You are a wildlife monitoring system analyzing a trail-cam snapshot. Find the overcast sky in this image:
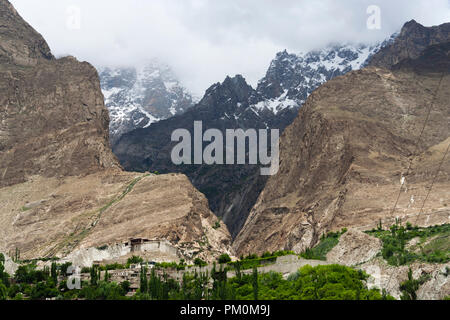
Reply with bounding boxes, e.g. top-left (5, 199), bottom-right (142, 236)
top-left (10, 0), bottom-right (450, 96)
